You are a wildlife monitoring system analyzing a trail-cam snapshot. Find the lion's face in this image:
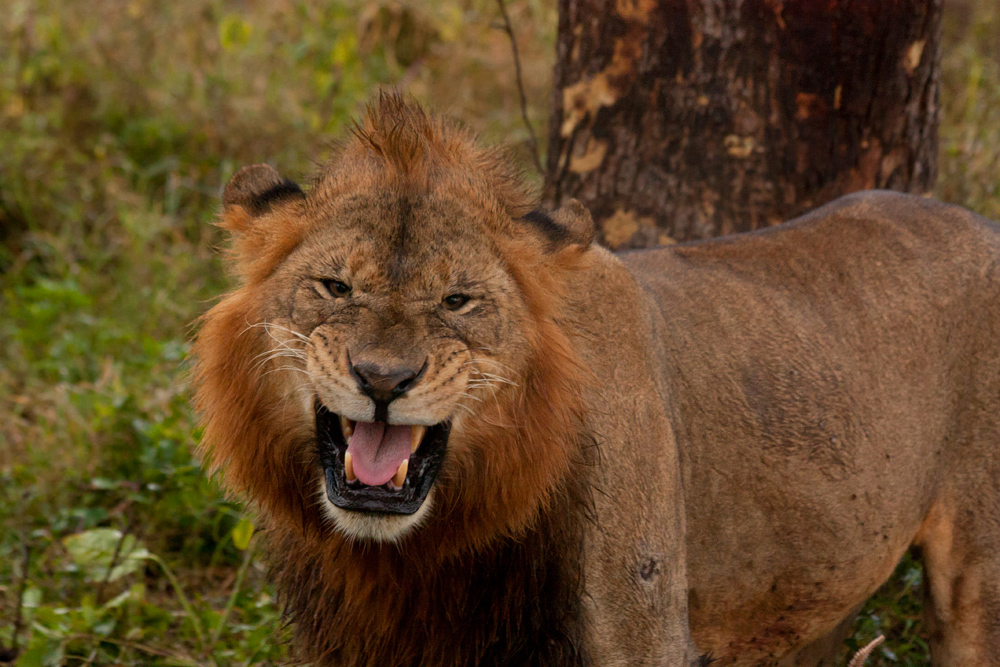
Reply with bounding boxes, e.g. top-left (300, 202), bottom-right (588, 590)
top-left (270, 188), bottom-right (534, 541)
top-left (194, 95), bottom-right (594, 550)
